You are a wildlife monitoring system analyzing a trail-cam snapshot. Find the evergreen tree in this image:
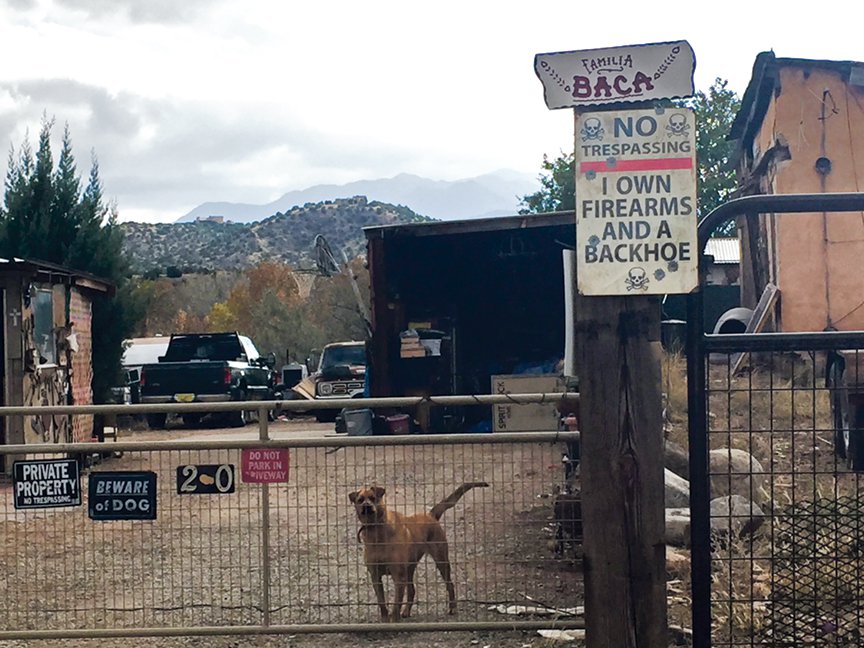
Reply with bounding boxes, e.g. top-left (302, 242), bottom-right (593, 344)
top-left (0, 118), bottom-right (141, 402)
